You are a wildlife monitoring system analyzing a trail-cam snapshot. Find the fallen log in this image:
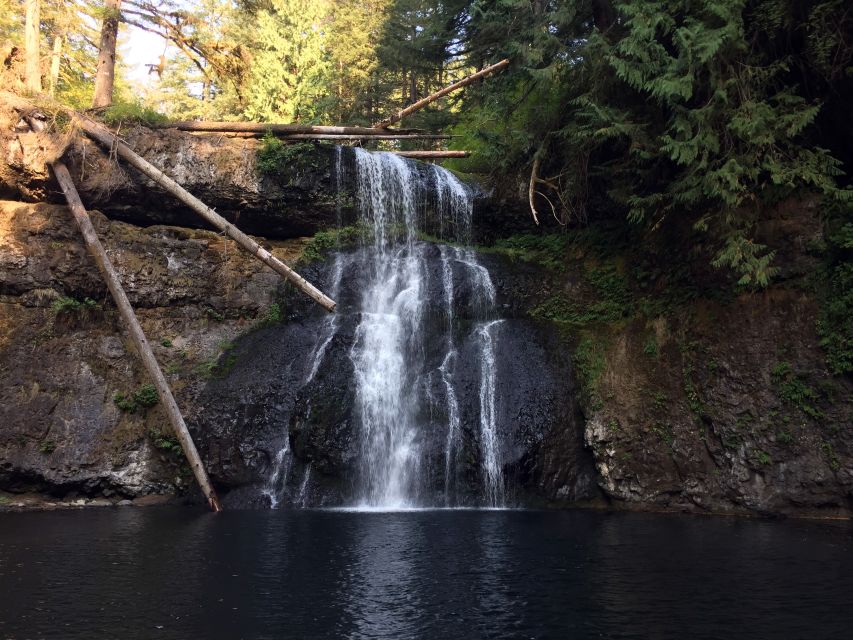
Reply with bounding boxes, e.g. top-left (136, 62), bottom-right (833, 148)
top-left (155, 121), bottom-right (424, 136)
top-left (186, 132), bottom-right (455, 141)
top-left (52, 161), bottom-right (223, 512)
top-left (277, 133), bottom-right (455, 140)
top-left (374, 59), bottom-right (510, 129)
top-left (74, 115), bottom-right (337, 312)
top-left (392, 150), bottom-right (470, 159)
